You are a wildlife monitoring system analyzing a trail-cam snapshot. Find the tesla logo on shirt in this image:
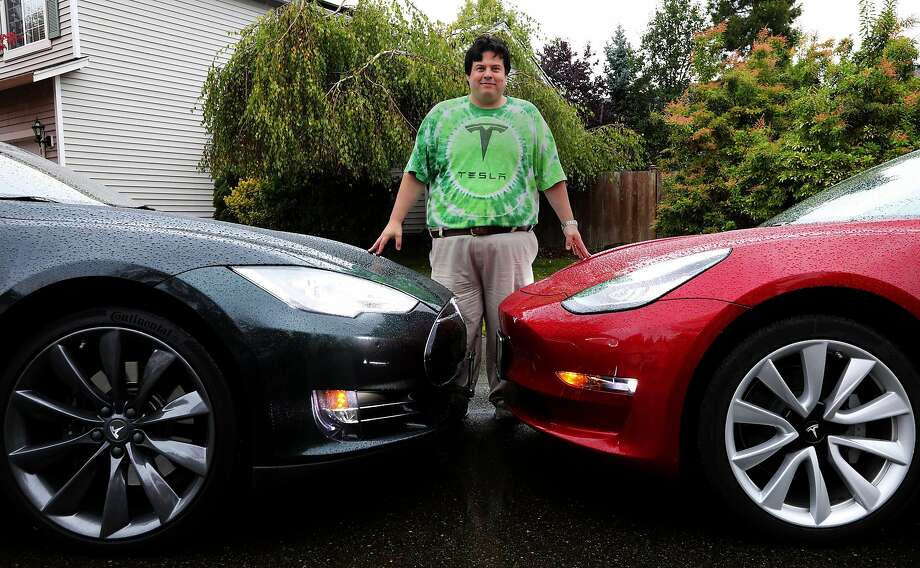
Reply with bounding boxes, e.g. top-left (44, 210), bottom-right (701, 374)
top-left (466, 123), bottom-right (509, 159)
